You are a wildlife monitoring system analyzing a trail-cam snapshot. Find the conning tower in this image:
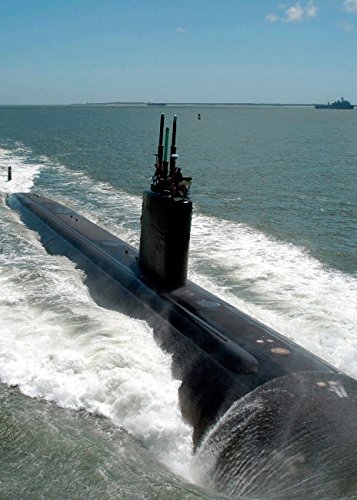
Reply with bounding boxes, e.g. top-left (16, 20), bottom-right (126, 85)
top-left (139, 114), bottom-right (193, 290)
